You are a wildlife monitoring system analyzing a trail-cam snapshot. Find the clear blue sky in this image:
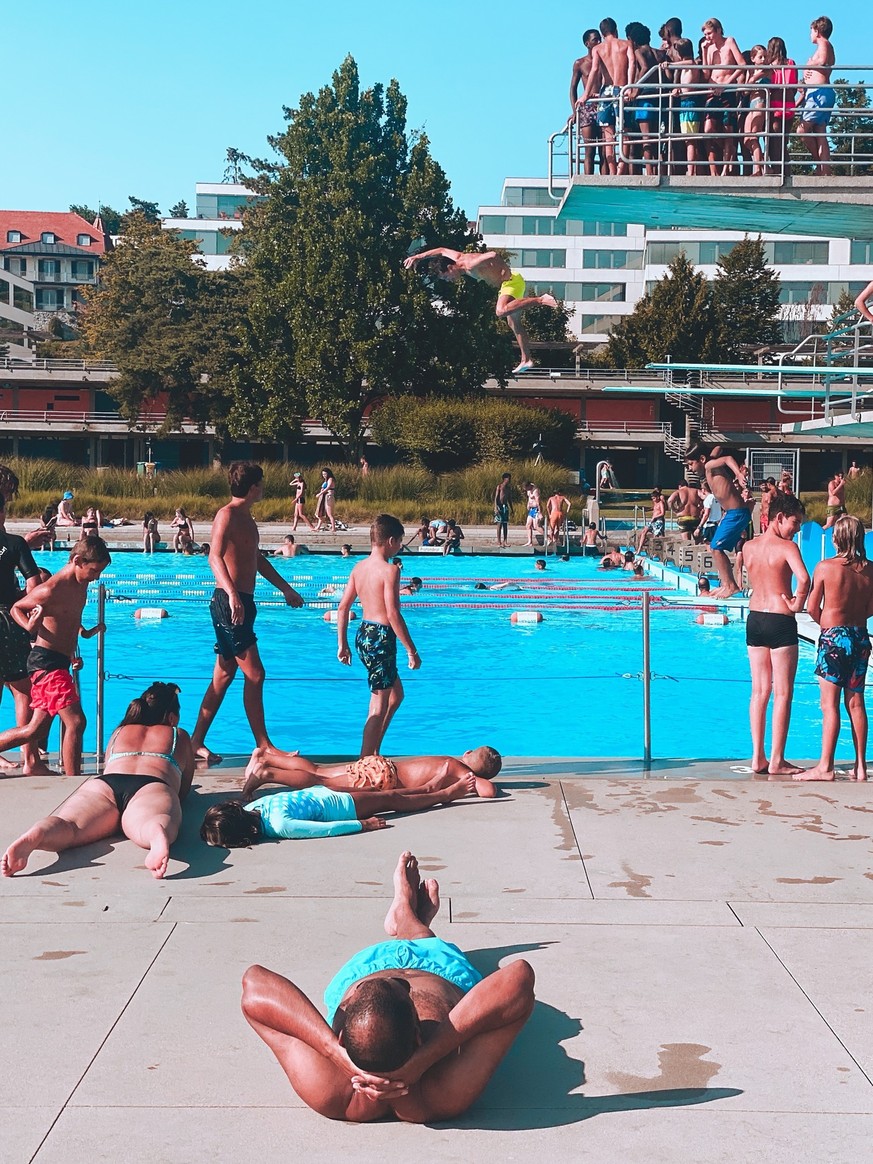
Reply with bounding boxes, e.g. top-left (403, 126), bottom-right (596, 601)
top-left (13, 1), bottom-right (871, 221)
